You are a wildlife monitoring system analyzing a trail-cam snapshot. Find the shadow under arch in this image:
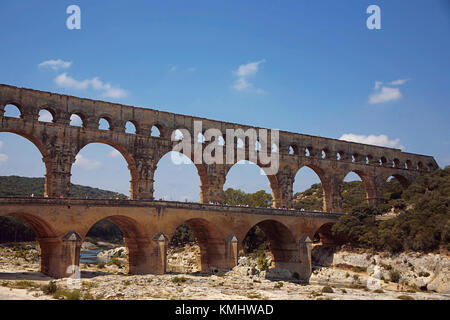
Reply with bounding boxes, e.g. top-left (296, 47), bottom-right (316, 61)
top-left (169, 218), bottom-right (228, 272)
top-left (243, 219), bottom-right (302, 279)
top-left (73, 140), bottom-right (136, 199)
top-left (293, 164), bottom-right (332, 212)
top-left (0, 211), bottom-right (59, 276)
top-left (82, 215), bottom-right (150, 274)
